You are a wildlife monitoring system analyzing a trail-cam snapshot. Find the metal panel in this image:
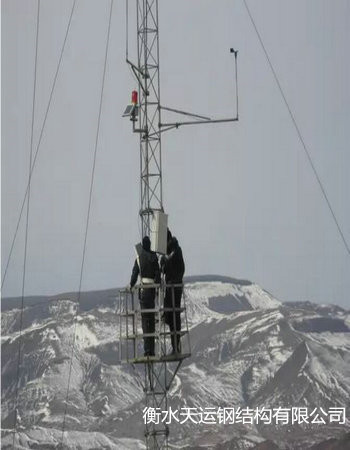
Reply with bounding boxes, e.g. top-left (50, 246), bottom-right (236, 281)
top-left (151, 211), bottom-right (168, 254)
